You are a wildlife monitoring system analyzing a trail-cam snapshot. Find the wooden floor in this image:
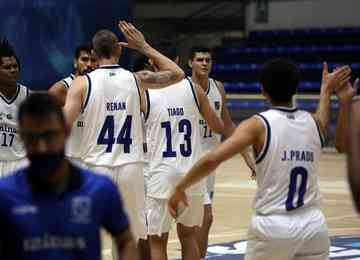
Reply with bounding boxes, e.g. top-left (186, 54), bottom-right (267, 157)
top-left (103, 152), bottom-right (360, 259)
